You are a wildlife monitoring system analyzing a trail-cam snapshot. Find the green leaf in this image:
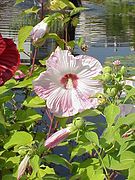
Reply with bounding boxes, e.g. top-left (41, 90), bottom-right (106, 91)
top-left (61, 0), bottom-right (76, 9)
top-left (77, 37), bottom-right (84, 48)
top-left (4, 131), bottom-right (33, 149)
top-left (115, 113), bottom-right (135, 130)
top-left (128, 165), bottom-right (135, 180)
top-left (104, 104), bottom-right (120, 127)
top-left (0, 110), bottom-right (5, 126)
top-left (85, 131), bottom-right (99, 146)
top-left (70, 7), bottom-right (85, 16)
top-left (56, 117), bottom-right (67, 128)
top-left (15, 0), bottom-right (25, 5)
top-left (6, 156), bottom-right (20, 168)
top-left (71, 143), bottom-right (93, 159)
top-left (0, 89), bottom-right (14, 106)
top-left (101, 126), bottom-right (115, 144)
top-left (45, 154), bottom-right (71, 169)
top-left (15, 78), bottom-right (32, 88)
top-left (18, 26), bottom-right (33, 51)
top-left (30, 155), bottom-right (40, 179)
top-left (76, 109), bottom-right (101, 118)
top-left (23, 96), bottom-right (46, 108)
top-left (0, 79), bottom-right (17, 95)
top-left (124, 87), bottom-right (135, 103)
top-left (118, 140), bottom-right (135, 156)
top-left (16, 109), bottom-right (42, 123)
top-left (67, 40), bottom-right (76, 49)
top-left (2, 175), bottom-right (16, 180)
top-left (38, 166), bottom-right (55, 178)
top-left (43, 33), bottom-right (64, 49)
top-left (23, 6), bottom-right (39, 14)
top-left (103, 151), bottom-right (135, 170)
